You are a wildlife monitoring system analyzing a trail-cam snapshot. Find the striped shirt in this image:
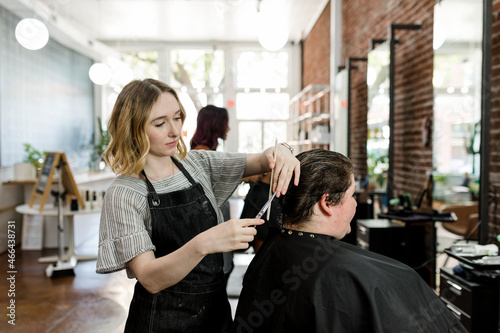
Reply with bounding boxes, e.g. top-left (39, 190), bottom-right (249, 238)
top-left (96, 150), bottom-right (247, 278)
